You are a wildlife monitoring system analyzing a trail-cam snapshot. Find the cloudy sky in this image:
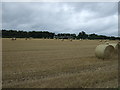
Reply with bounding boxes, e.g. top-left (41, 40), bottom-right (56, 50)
top-left (2, 2), bottom-right (118, 36)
